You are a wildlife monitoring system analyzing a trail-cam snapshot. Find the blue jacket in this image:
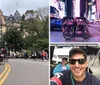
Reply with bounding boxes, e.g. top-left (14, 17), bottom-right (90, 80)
top-left (53, 63), bottom-right (70, 75)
